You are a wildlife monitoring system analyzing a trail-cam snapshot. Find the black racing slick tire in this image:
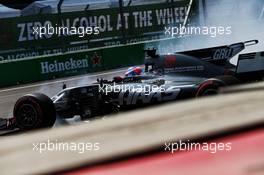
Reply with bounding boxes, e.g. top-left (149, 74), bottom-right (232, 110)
top-left (196, 76), bottom-right (240, 97)
top-left (13, 93), bottom-right (56, 130)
